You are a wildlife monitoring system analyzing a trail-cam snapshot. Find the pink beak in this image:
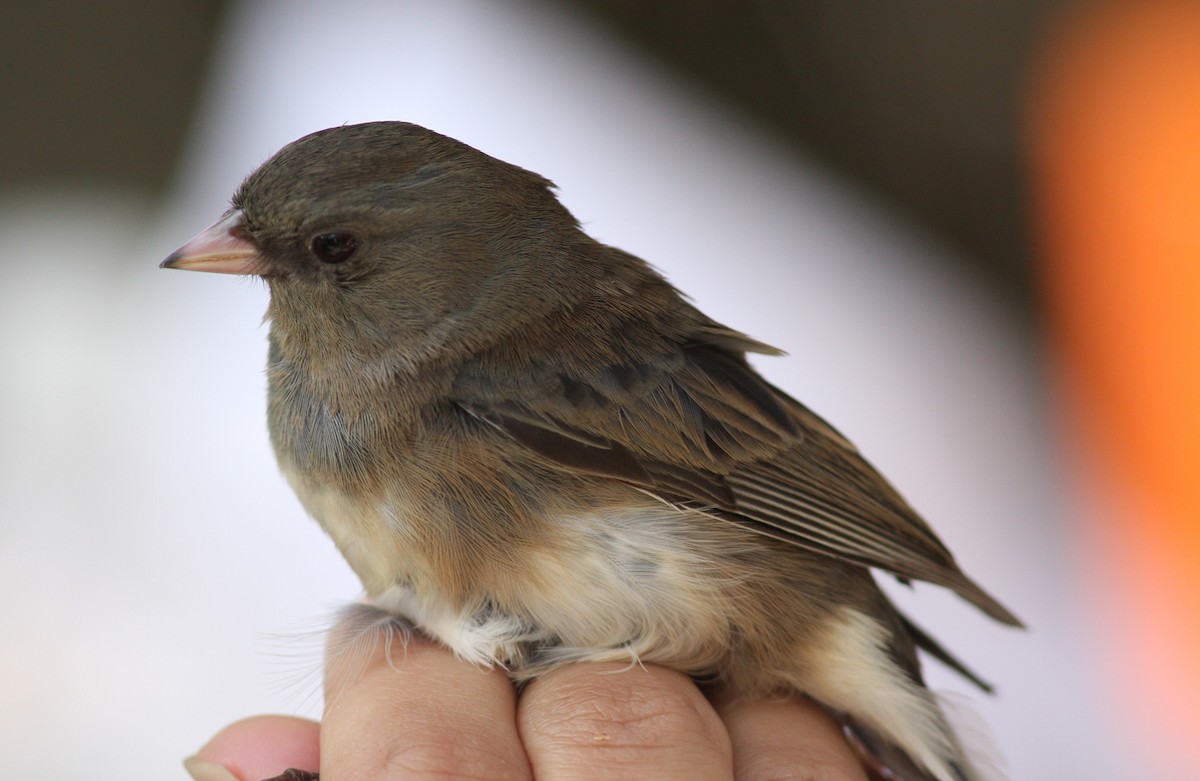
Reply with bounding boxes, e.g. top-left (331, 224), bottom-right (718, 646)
top-left (160, 210), bottom-right (262, 275)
